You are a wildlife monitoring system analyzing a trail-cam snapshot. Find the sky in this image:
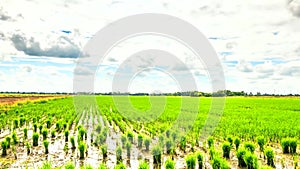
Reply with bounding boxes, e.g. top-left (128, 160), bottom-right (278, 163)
top-left (0, 0), bottom-right (300, 94)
